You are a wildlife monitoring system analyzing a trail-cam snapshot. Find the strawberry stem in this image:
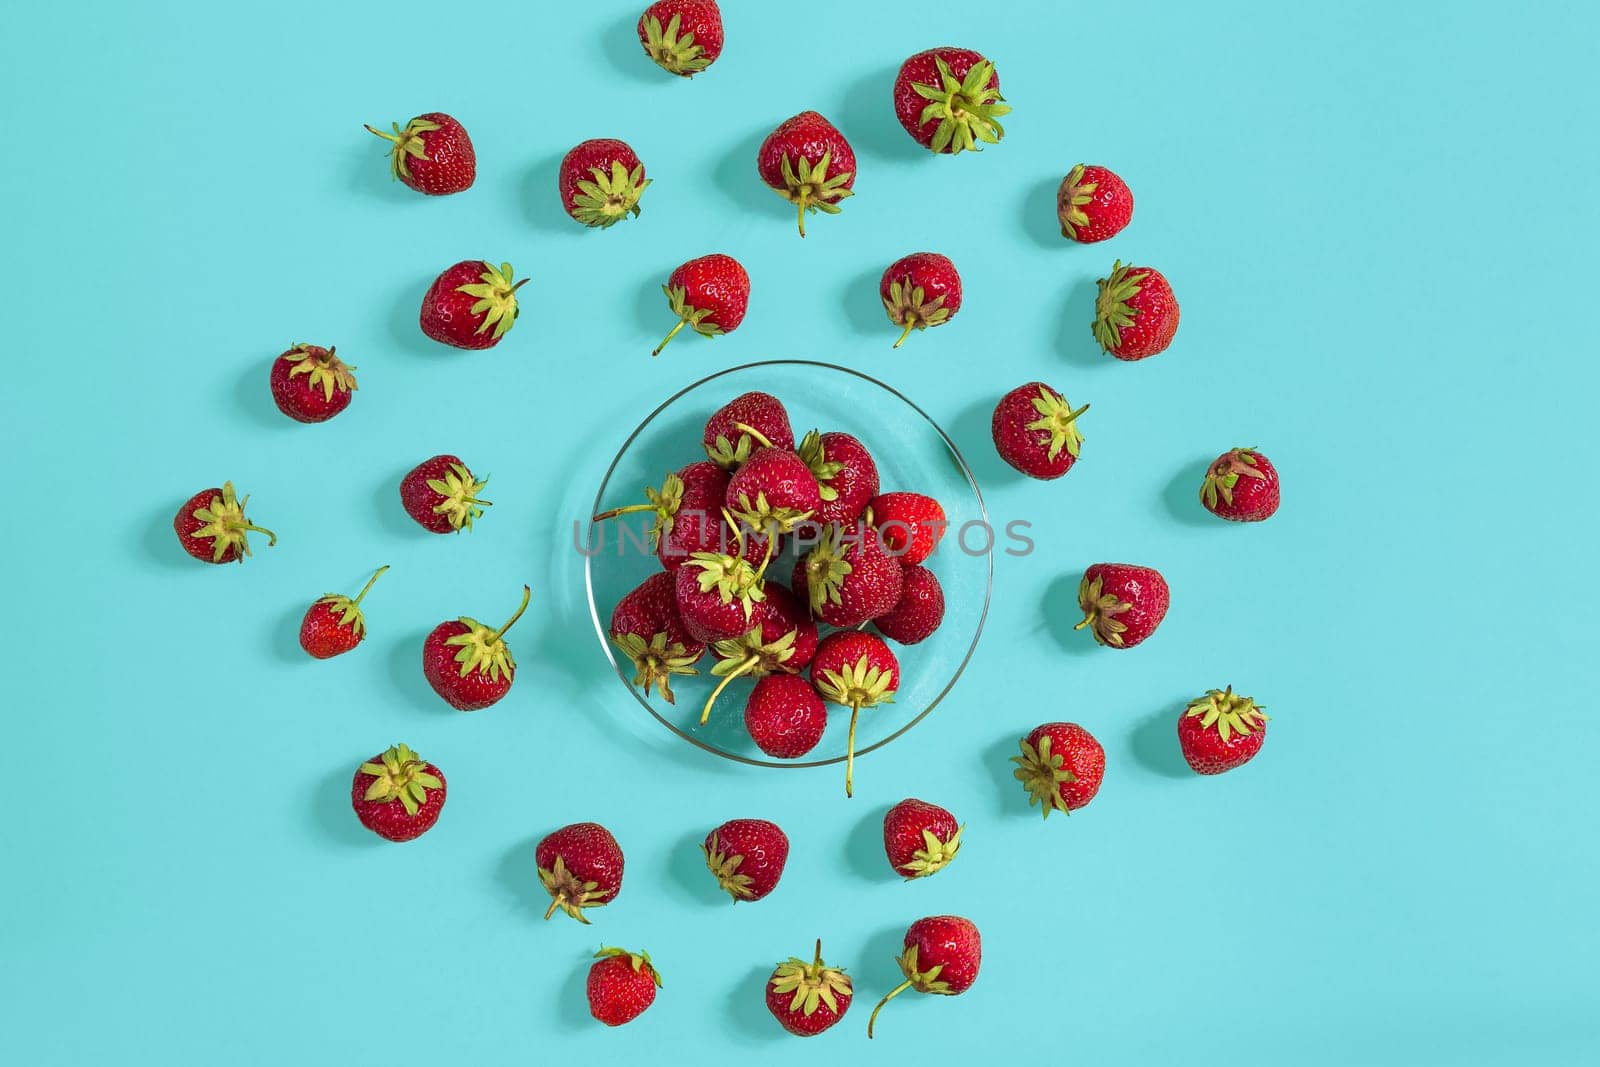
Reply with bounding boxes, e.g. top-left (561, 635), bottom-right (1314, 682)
top-left (652, 317), bottom-right (688, 357)
top-left (492, 586), bottom-right (532, 642)
top-left (699, 656), bottom-right (759, 726)
top-left (730, 422), bottom-right (774, 449)
top-left (363, 122), bottom-right (401, 145)
top-left (892, 318), bottom-right (916, 349)
top-left (352, 565), bottom-right (389, 607)
top-left (867, 978), bottom-right (914, 1038)
top-left (233, 519), bottom-right (277, 547)
top-left (543, 894), bottom-right (564, 921)
top-left (845, 700), bottom-right (861, 797)
top-left (796, 197), bottom-right (808, 238)
top-left (591, 503), bottom-right (655, 521)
